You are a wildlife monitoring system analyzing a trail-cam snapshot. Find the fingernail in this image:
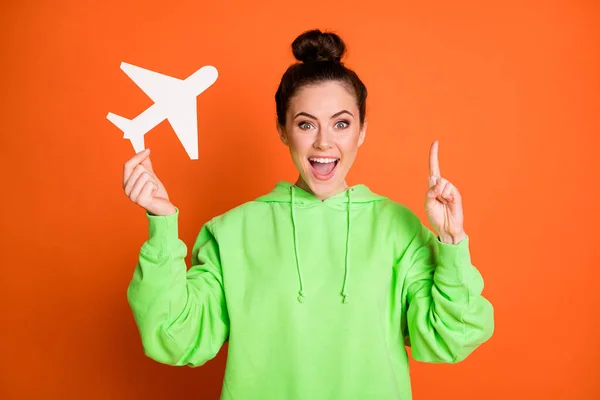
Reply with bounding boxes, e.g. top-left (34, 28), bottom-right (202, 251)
top-left (144, 148), bottom-right (150, 154)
